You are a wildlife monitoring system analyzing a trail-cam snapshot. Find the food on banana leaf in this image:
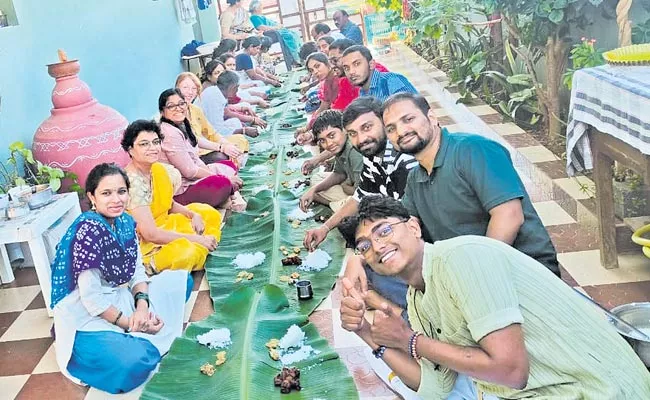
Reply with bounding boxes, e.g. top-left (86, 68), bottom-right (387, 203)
top-left (200, 363), bottom-right (215, 376)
